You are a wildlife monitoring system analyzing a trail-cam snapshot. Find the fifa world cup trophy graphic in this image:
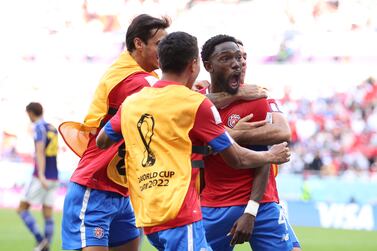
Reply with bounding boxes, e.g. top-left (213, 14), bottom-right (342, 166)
top-left (137, 113), bottom-right (156, 167)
